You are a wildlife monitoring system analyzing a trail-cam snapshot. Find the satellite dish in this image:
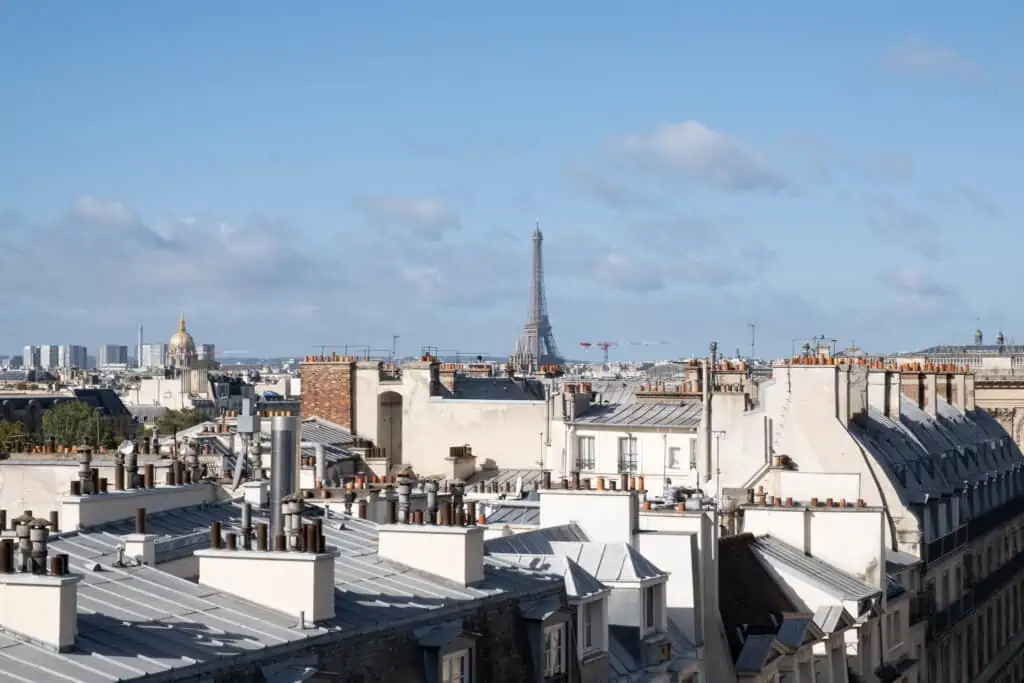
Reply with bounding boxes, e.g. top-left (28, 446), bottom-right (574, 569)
top-left (118, 440), bottom-right (135, 457)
